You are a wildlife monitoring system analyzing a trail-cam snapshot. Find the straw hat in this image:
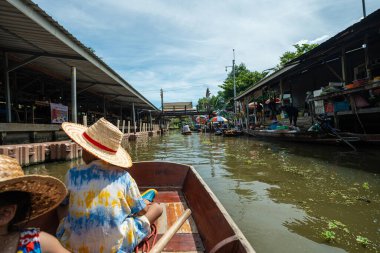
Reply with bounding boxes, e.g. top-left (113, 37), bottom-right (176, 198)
top-left (0, 155), bottom-right (67, 222)
top-left (62, 117), bottom-right (132, 168)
